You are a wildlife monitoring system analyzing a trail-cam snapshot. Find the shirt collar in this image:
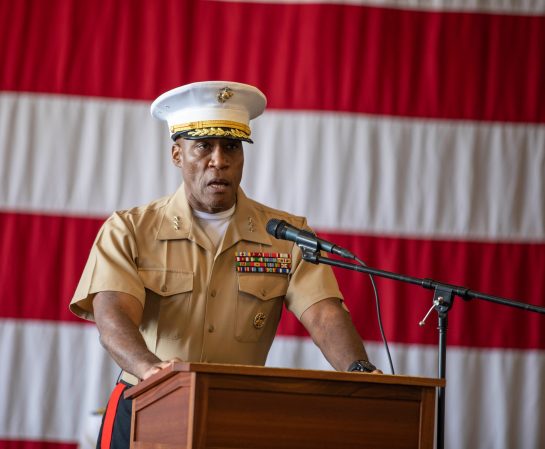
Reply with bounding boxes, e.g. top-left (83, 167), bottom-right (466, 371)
top-left (220, 188), bottom-right (272, 251)
top-left (156, 185), bottom-right (273, 250)
top-left (156, 184), bottom-right (193, 241)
